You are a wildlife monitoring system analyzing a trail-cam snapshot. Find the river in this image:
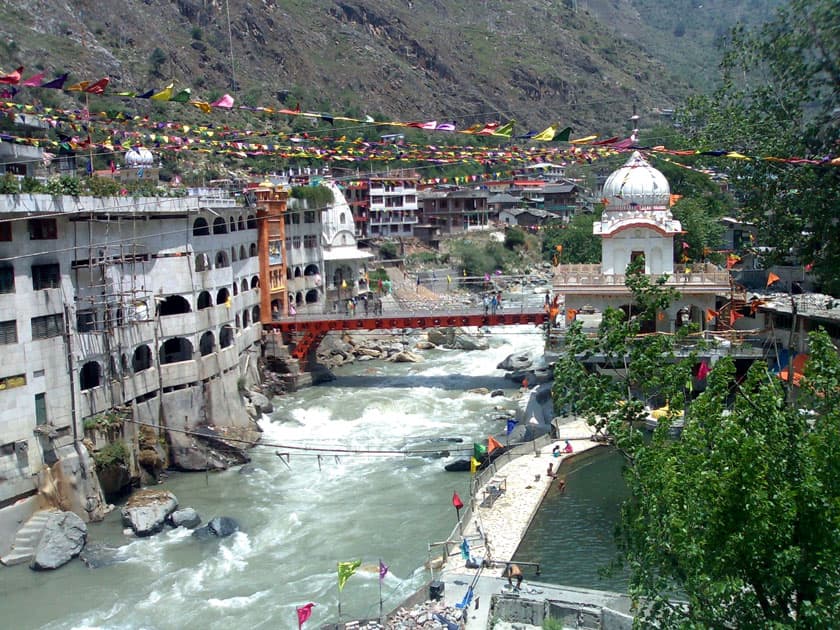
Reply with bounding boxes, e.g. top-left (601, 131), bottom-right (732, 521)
top-left (0, 325), bottom-right (625, 629)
